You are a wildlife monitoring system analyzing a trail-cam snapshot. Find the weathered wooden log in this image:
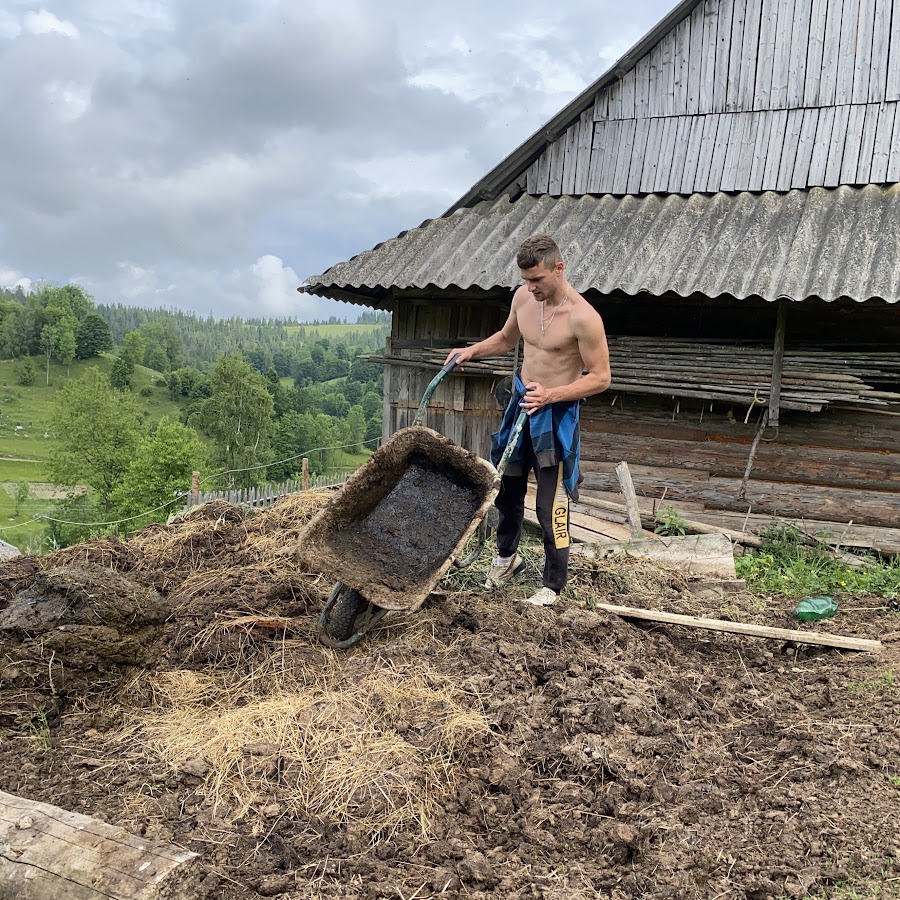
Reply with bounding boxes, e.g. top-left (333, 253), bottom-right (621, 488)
top-left (0, 791), bottom-right (200, 900)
